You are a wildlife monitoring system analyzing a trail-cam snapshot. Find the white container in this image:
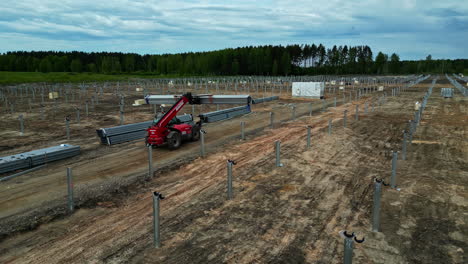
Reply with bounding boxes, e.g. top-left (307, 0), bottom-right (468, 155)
top-left (378, 86), bottom-right (384, 91)
top-left (292, 82), bottom-right (324, 98)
